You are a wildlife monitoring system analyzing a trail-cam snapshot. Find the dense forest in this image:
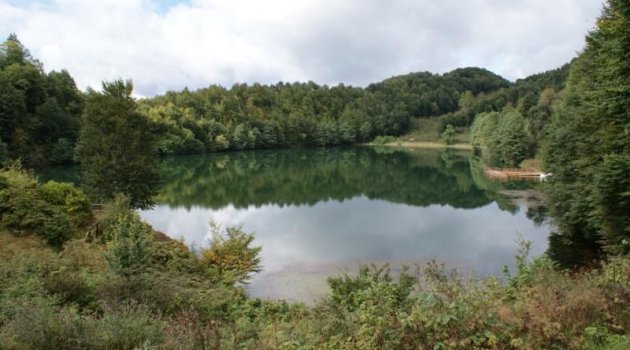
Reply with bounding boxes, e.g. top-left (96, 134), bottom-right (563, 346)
top-left (0, 0), bottom-right (629, 348)
top-left (136, 67), bottom-right (511, 154)
top-left (1, 32), bottom-right (520, 164)
top-left (0, 34), bottom-right (83, 167)
top-left (0, 31), bottom-right (567, 167)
